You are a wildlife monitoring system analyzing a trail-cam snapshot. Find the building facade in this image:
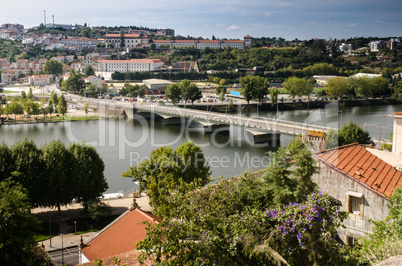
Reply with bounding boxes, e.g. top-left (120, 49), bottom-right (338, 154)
top-left (96, 59), bottom-right (164, 73)
top-left (313, 144), bottom-right (402, 243)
